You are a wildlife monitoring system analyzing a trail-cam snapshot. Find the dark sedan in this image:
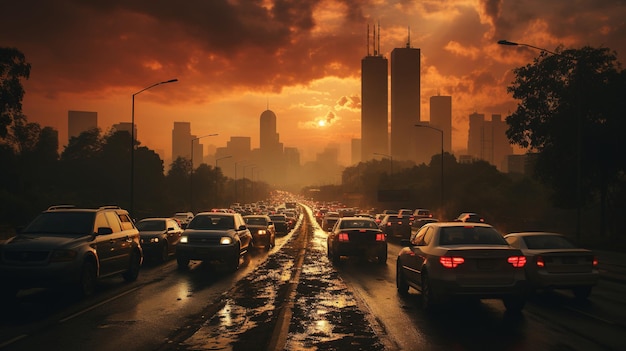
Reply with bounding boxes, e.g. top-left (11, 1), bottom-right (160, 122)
top-left (243, 215), bottom-right (276, 250)
top-left (135, 217), bottom-right (183, 263)
top-left (504, 232), bottom-right (599, 299)
top-left (327, 217), bottom-right (387, 265)
top-left (176, 212), bottom-right (252, 271)
top-left (396, 222), bottom-right (528, 312)
top-left (269, 214), bottom-right (290, 235)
